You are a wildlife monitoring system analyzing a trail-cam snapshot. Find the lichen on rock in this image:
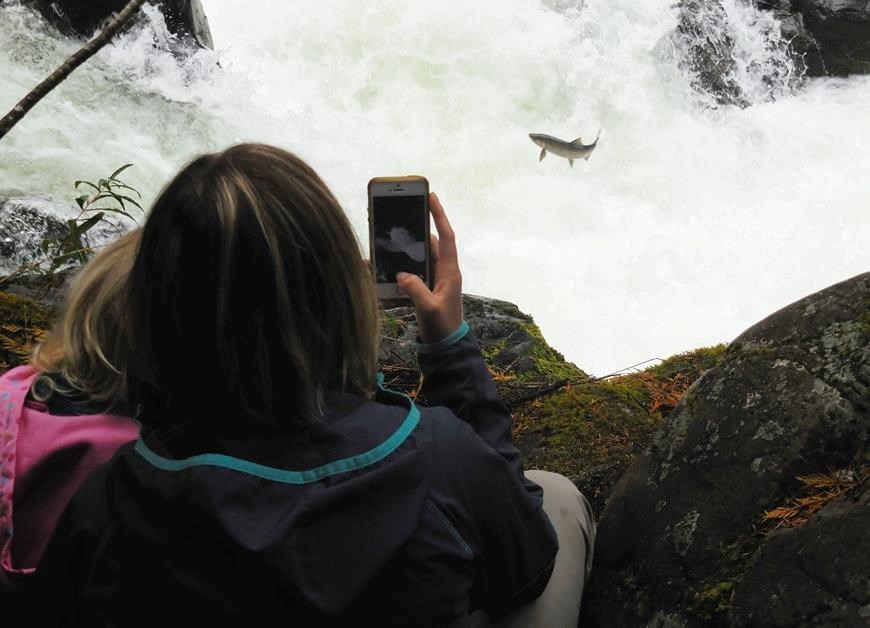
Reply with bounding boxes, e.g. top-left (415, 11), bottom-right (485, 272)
top-left (581, 272), bottom-right (870, 627)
